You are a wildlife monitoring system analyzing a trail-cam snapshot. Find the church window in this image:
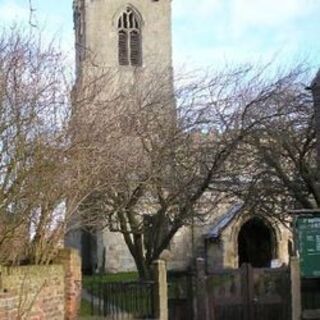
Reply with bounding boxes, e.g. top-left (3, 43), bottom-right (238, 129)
top-left (118, 7), bottom-right (142, 66)
top-left (118, 30), bottom-right (129, 65)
